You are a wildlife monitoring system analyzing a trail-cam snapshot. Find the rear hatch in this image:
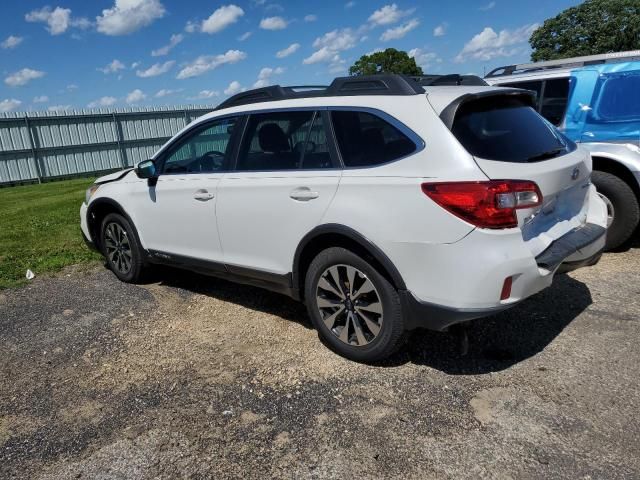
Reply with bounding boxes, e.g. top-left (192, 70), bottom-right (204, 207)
top-left (436, 90), bottom-right (592, 257)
